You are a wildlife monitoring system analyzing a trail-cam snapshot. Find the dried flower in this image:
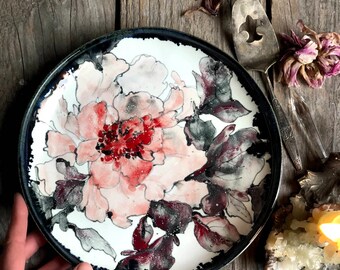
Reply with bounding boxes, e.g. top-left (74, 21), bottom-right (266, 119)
top-left (279, 20), bottom-right (340, 88)
top-left (184, 0), bottom-right (222, 16)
